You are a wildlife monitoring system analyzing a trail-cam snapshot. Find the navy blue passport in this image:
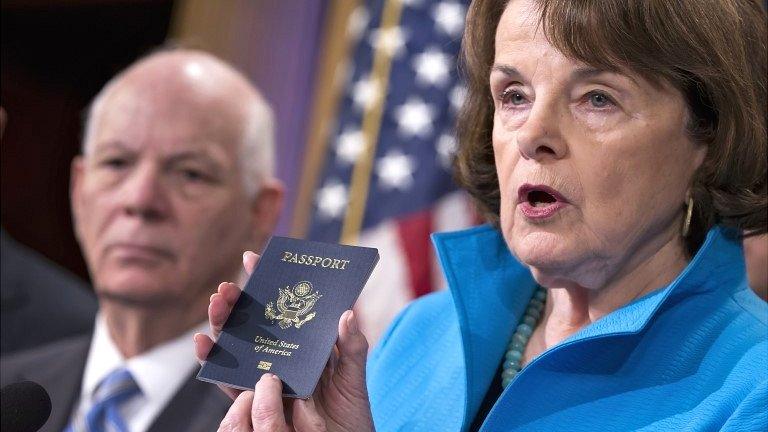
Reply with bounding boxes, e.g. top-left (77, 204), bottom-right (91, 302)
top-left (197, 236), bottom-right (379, 398)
